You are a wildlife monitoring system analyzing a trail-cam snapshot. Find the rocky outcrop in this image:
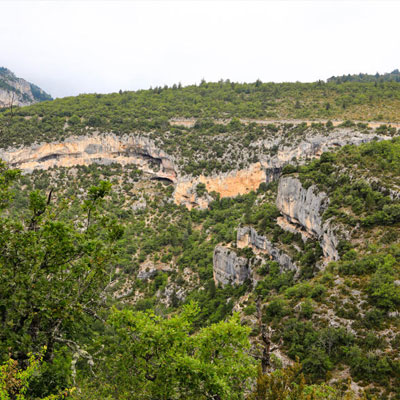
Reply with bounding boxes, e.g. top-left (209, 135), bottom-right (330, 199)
top-left (237, 226), bottom-right (298, 274)
top-left (137, 261), bottom-right (172, 280)
top-left (0, 67), bottom-right (52, 107)
top-left (276, 176), bottom-right (339, 261)
top-left (213, 245), bottom-right (250, 286)
top-left (0, 133), bottom-right (177, 182)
